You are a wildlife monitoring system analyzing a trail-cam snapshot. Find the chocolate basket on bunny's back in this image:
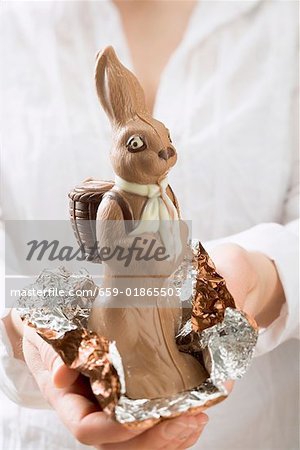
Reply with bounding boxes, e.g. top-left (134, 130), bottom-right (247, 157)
top-left (69, 178), bottom-right (136, 263)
